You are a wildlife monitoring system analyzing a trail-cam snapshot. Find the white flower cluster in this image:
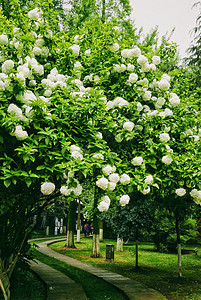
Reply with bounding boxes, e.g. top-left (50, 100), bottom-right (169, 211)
top-left (131, 156), bottom-right (143, 166)
top-left (2, 60), bottom-right (14, 74)
top-left (120, 173), bottom-right (130, 185)
top-left (93, 153), bottom-right (104, 160)
top-left (41, 182), bottom-right (55, 195)
top-left (42, 67), bottom-right (67, 92)
top-left (0, 34), bottom-right (8, 45)
top-left (162, 155), bottom-right (173, 165)
top-left (113, 64), bottom-right (126, 73)
top-left (123, 121), bottom-right (134, 131)
top-left (98, 195), bottom-right (110, 212)
top-left (70, 144), bottom-right (83, 161)
top-left (96, 177), bottom-right (108, 190)
top-left (175, 188), bottom-right (186, 197)
top-left (12, 125), bottom-right (28, 140)
top-left (121, 47), bottom-right (141, 59)
top-left (108, 43), bottom-right (119, 52)
top-left (190, 189), bottom-right (201, 204)
top-left (119, 195), bottom-right (130, 206)
top-left (106, 97), bottom-right (129, 110)
top-left (102, 165), bottom-right (116, 176)
top-left (159, 133), bottom-right (170, 143)
top-left (60, 179), bottom-right (83, 197)
top-left (28, 8), bottom-right (42, 21)
top-left (169, 93), bottom-right (180, 106)
top-left (69, 44), bottom-right (80, 56)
